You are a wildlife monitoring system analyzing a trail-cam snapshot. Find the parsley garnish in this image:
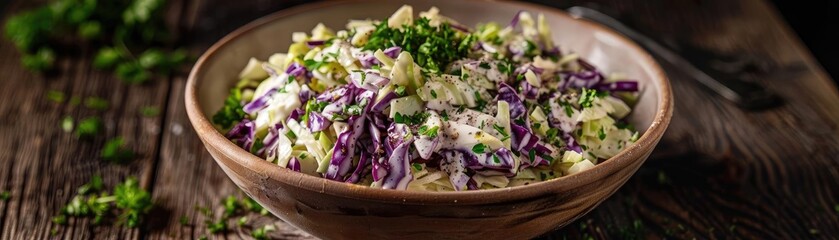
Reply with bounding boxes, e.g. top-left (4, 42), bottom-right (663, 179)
top-left (364, 17), bottom-right (475, 72)
top-left (578, 88), bottom-right (607, 108)
top-left (84, 97), bottom-right (109, 110)
top-left (478, 62), bottom-right (491, 69)
top-left (252, 225), bottom-right (276, 240)
top-left (440, 111), bottom-right (449, 121)
top-left (394, 112), bottom-right (429, 125)
top-left (472, 143), bottom-right (487, 154)
top-left (54, 176), bottom-right (152, 228)
top-left (140, 106), bottom-right (159, 117)
top-left (418, 125), bottom-right (440, 138)
top-left (101, 137), bottom-right (135, 163)
top-left (492, 154), bottom-right (501, 163)
top-left (412, 163), bottom-right (423, 171)
top-left (47, 90), bottom-right (65, 103)
top-left (212, 88), bottom-right (246, 129)
top-left (430, 89), bottom-right (438, 99)
top-left (394, 85), bottom-right (407, 97)
top-left (75, 117), bottom-right (103, 138)
top-left (597, 127), bottom-right (607, 140)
